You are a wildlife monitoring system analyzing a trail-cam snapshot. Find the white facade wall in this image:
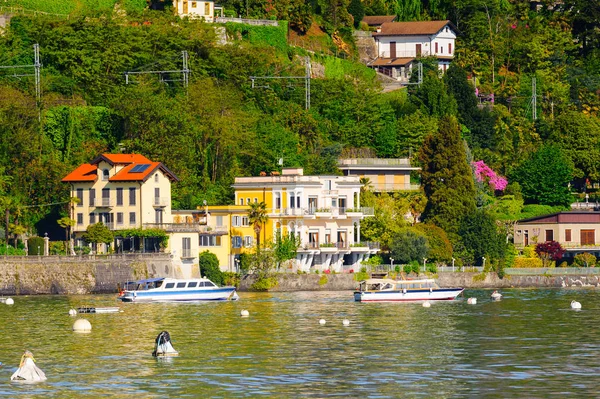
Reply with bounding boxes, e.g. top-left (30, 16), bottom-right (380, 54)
top-left (175, 0), bottom-right (214, 22)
